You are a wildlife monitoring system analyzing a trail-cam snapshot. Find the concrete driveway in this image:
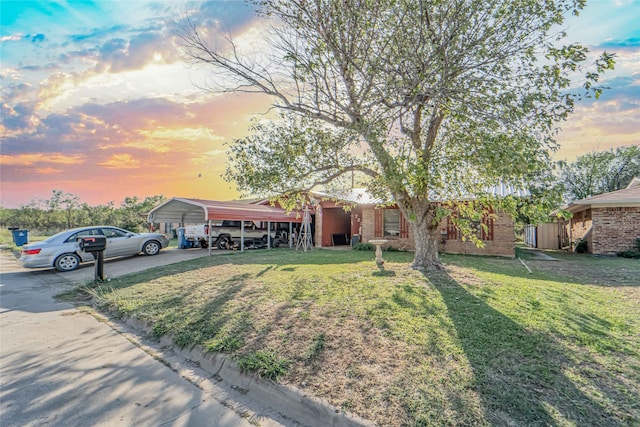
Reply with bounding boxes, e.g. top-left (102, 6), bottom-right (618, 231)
top-left (39, 247), bottom-right (215, 284)
top-left (0, 248), bottom-right (284, 427)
